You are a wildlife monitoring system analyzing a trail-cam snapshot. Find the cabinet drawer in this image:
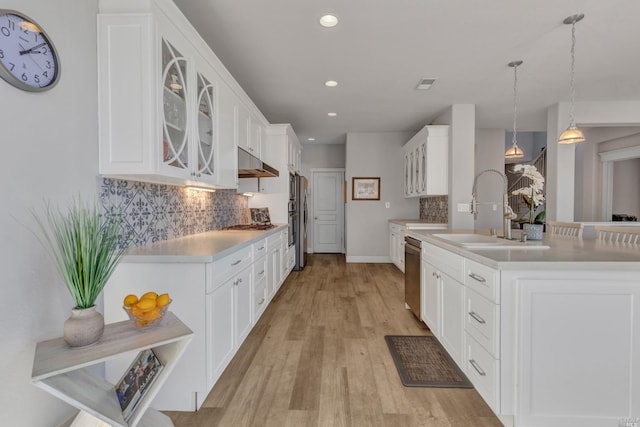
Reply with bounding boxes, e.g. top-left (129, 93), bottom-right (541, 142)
top-left (267, 232), bottom-right (282, 248)
top-left (252, 238), bottom-right (268, 260)
top-left (464, 259), bottom-right (499, 303)
top-left (390, 223), bottom-right (405, 234)
top-left (422, 242), bottom-right (463, 282)
top-left (465, 288), bottom-right (499, 357)
top-left (253, 256), bottom-right (267, 283)
top-left (253, 276), bottom-right (267, 319)
top-left (210, 245), bottom-right (253, 292)
top-left (465, 332), bottom-right (499, 412)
